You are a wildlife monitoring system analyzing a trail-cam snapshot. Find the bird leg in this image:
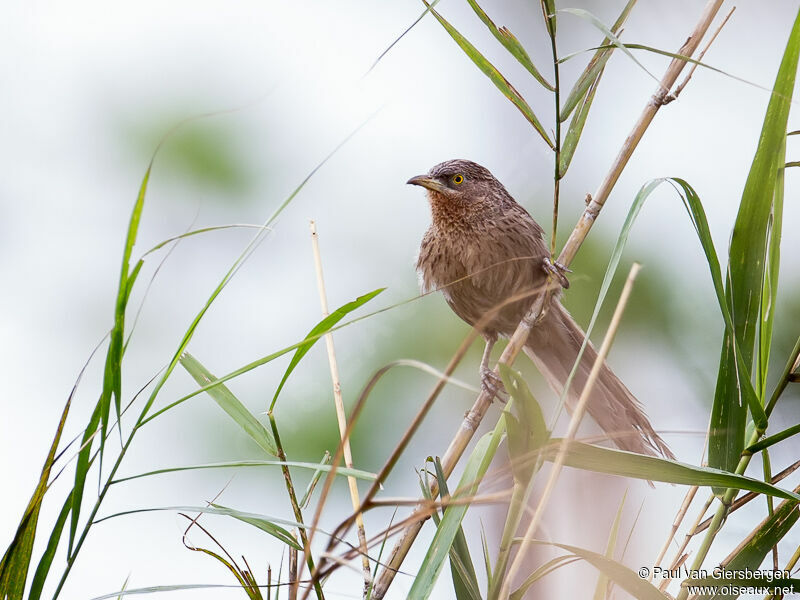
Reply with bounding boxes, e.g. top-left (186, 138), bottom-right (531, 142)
top-left (479, 336), bottom-right (506, 401)
top-left (542, 256), bottom-right (571, 289)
